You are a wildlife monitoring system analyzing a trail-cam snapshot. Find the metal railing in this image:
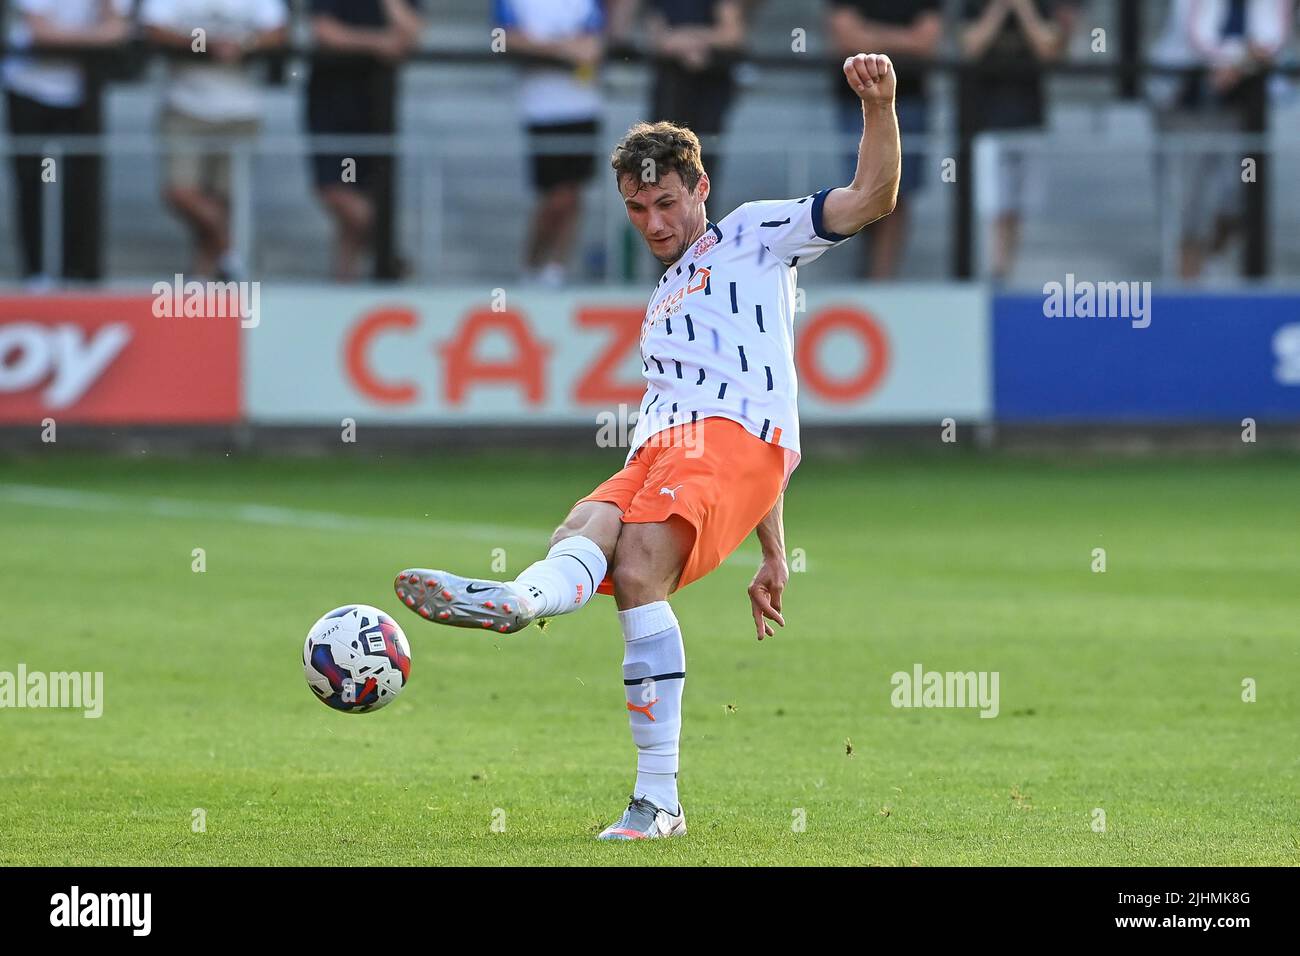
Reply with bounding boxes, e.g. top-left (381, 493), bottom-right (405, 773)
top-left (1, 41), bottom-right (1297, 283)
top-left (2, 126), bottom-right (1296, 285)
